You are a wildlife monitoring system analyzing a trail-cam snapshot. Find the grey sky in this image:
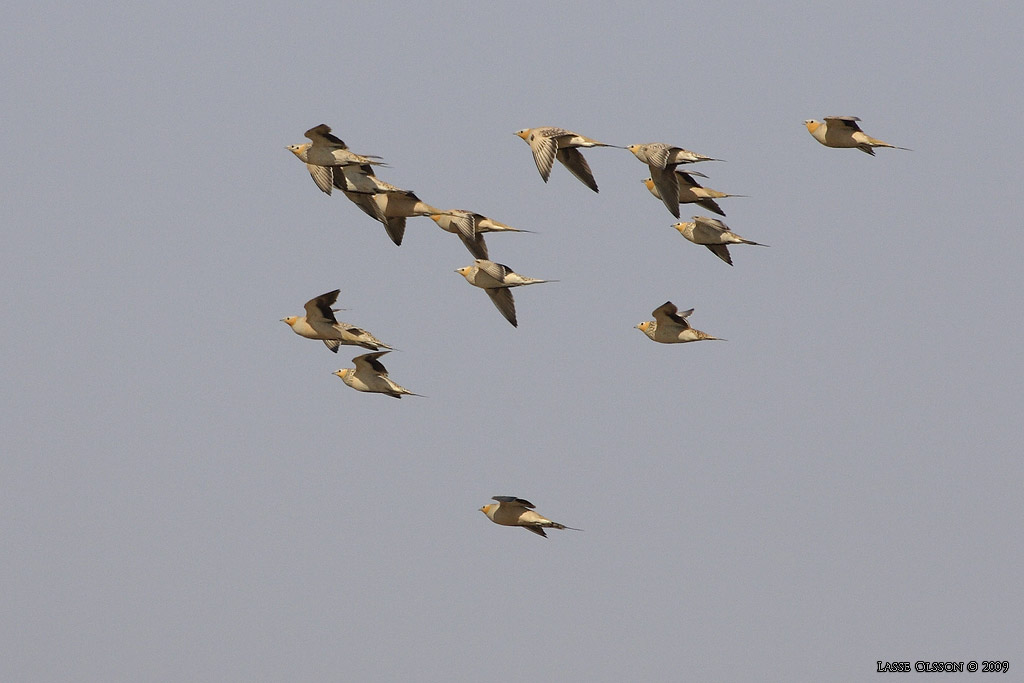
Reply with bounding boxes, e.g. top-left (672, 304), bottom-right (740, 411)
top-left (3, 1), bottom-right (1021, 680)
